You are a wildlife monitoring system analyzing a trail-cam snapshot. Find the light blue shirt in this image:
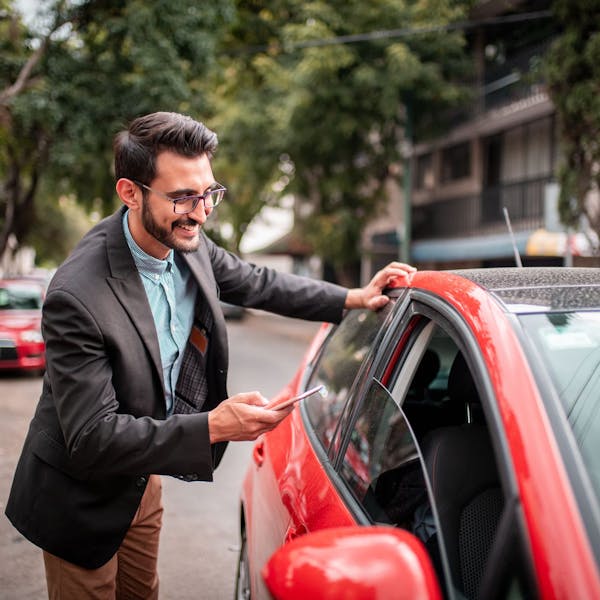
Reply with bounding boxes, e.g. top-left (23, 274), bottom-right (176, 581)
top-left (123, 211), bottom-right (197, 415)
